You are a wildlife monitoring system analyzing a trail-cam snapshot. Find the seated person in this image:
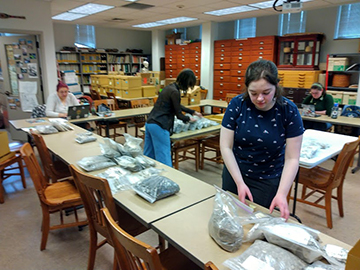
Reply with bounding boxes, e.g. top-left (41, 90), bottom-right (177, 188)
top-left (46, 81), bottom-right (79, 118)
top-left (302, 82), bottom-right (334, 131)
top-left (46, 81), bottom-right (91, 130)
